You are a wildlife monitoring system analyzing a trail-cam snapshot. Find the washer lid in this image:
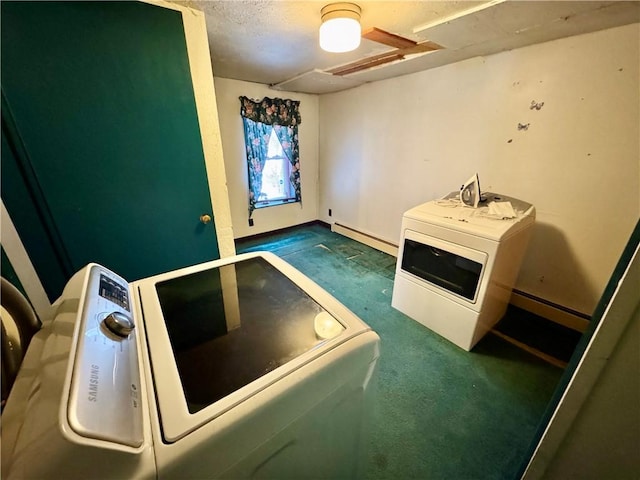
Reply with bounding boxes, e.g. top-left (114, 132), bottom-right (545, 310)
top-left (136, 252), bottom-right (370, 442)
